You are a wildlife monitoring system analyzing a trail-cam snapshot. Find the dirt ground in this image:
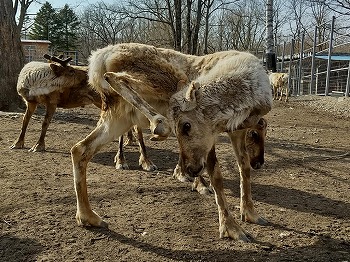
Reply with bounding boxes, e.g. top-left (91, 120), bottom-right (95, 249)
top-left (1, 96), bottom-right (349, 262)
